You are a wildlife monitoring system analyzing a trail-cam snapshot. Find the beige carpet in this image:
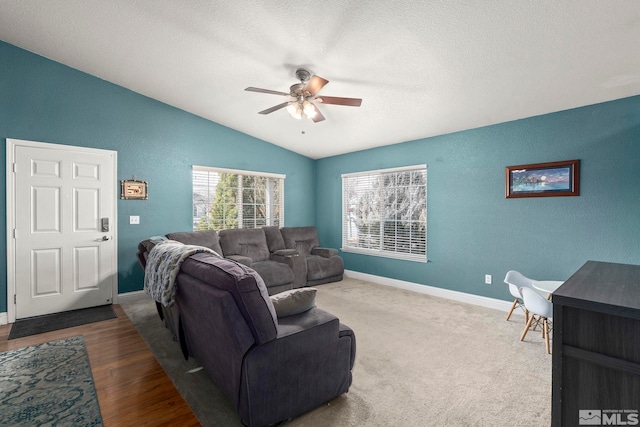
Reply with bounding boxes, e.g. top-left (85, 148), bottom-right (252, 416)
top-left (120, 278), bottom-right (551, 426)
